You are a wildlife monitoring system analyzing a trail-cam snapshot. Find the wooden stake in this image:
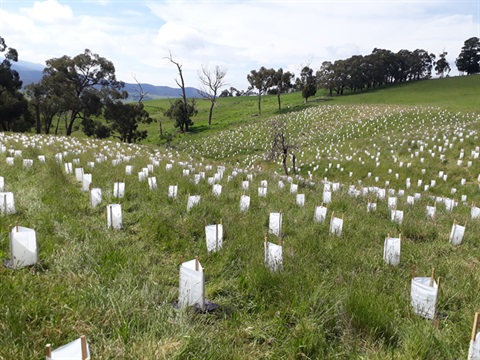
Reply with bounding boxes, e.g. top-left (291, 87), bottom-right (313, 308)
top-left (430, 268), bottom-right (435, 287)
top-left (195, 256), bottom-right (199, 271)
top-left (45, 344), bottom-right (52, 357)
top-left (81, 335), bottom-right (87, 360)
top-left (472, 312), bottom-right (479, 341)
top-left (109, 205), bottom-right (113, 228)
top-left (215, 222), bottom-right (219, 252)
